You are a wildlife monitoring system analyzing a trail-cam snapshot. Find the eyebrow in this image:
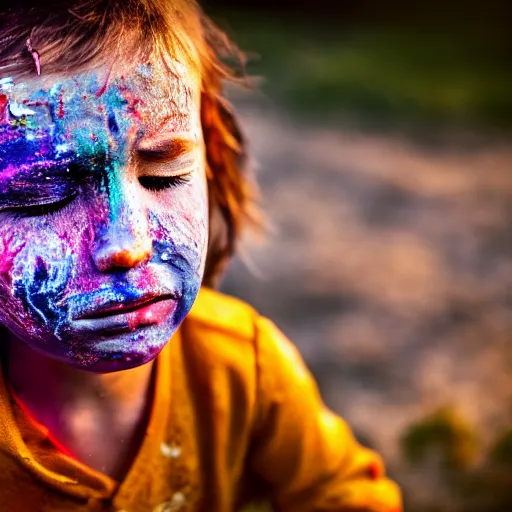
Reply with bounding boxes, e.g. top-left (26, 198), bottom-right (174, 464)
top-left (136, 132), bottom-right (198, 158)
